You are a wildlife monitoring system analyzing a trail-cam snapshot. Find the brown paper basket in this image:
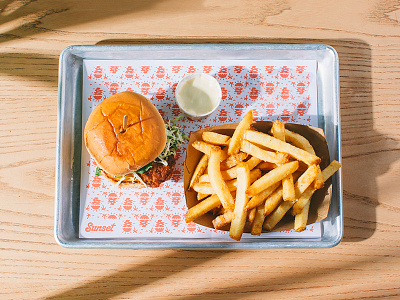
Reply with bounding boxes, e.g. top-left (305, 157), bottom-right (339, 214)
top-left (183, 121), bottom-right (332, 232)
